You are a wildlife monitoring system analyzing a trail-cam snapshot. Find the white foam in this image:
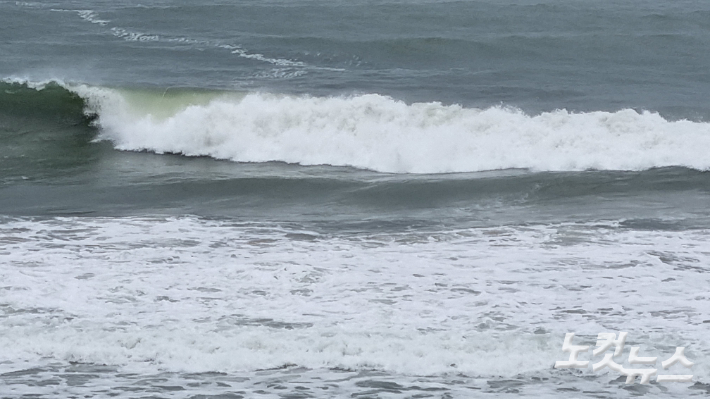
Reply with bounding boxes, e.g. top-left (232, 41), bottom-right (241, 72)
top-left (0, 217), bottom-right (708, 379)
top-left (76, 10), bottom-right (109, 26)
top-left (69, 84), bottom-right (710, 173)
top-left (70, 9), bottom-right (305, 67)
top-left (110, 27), bottom-right (160, 42)
top-left (218, 44), bottom-right (307, 67)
